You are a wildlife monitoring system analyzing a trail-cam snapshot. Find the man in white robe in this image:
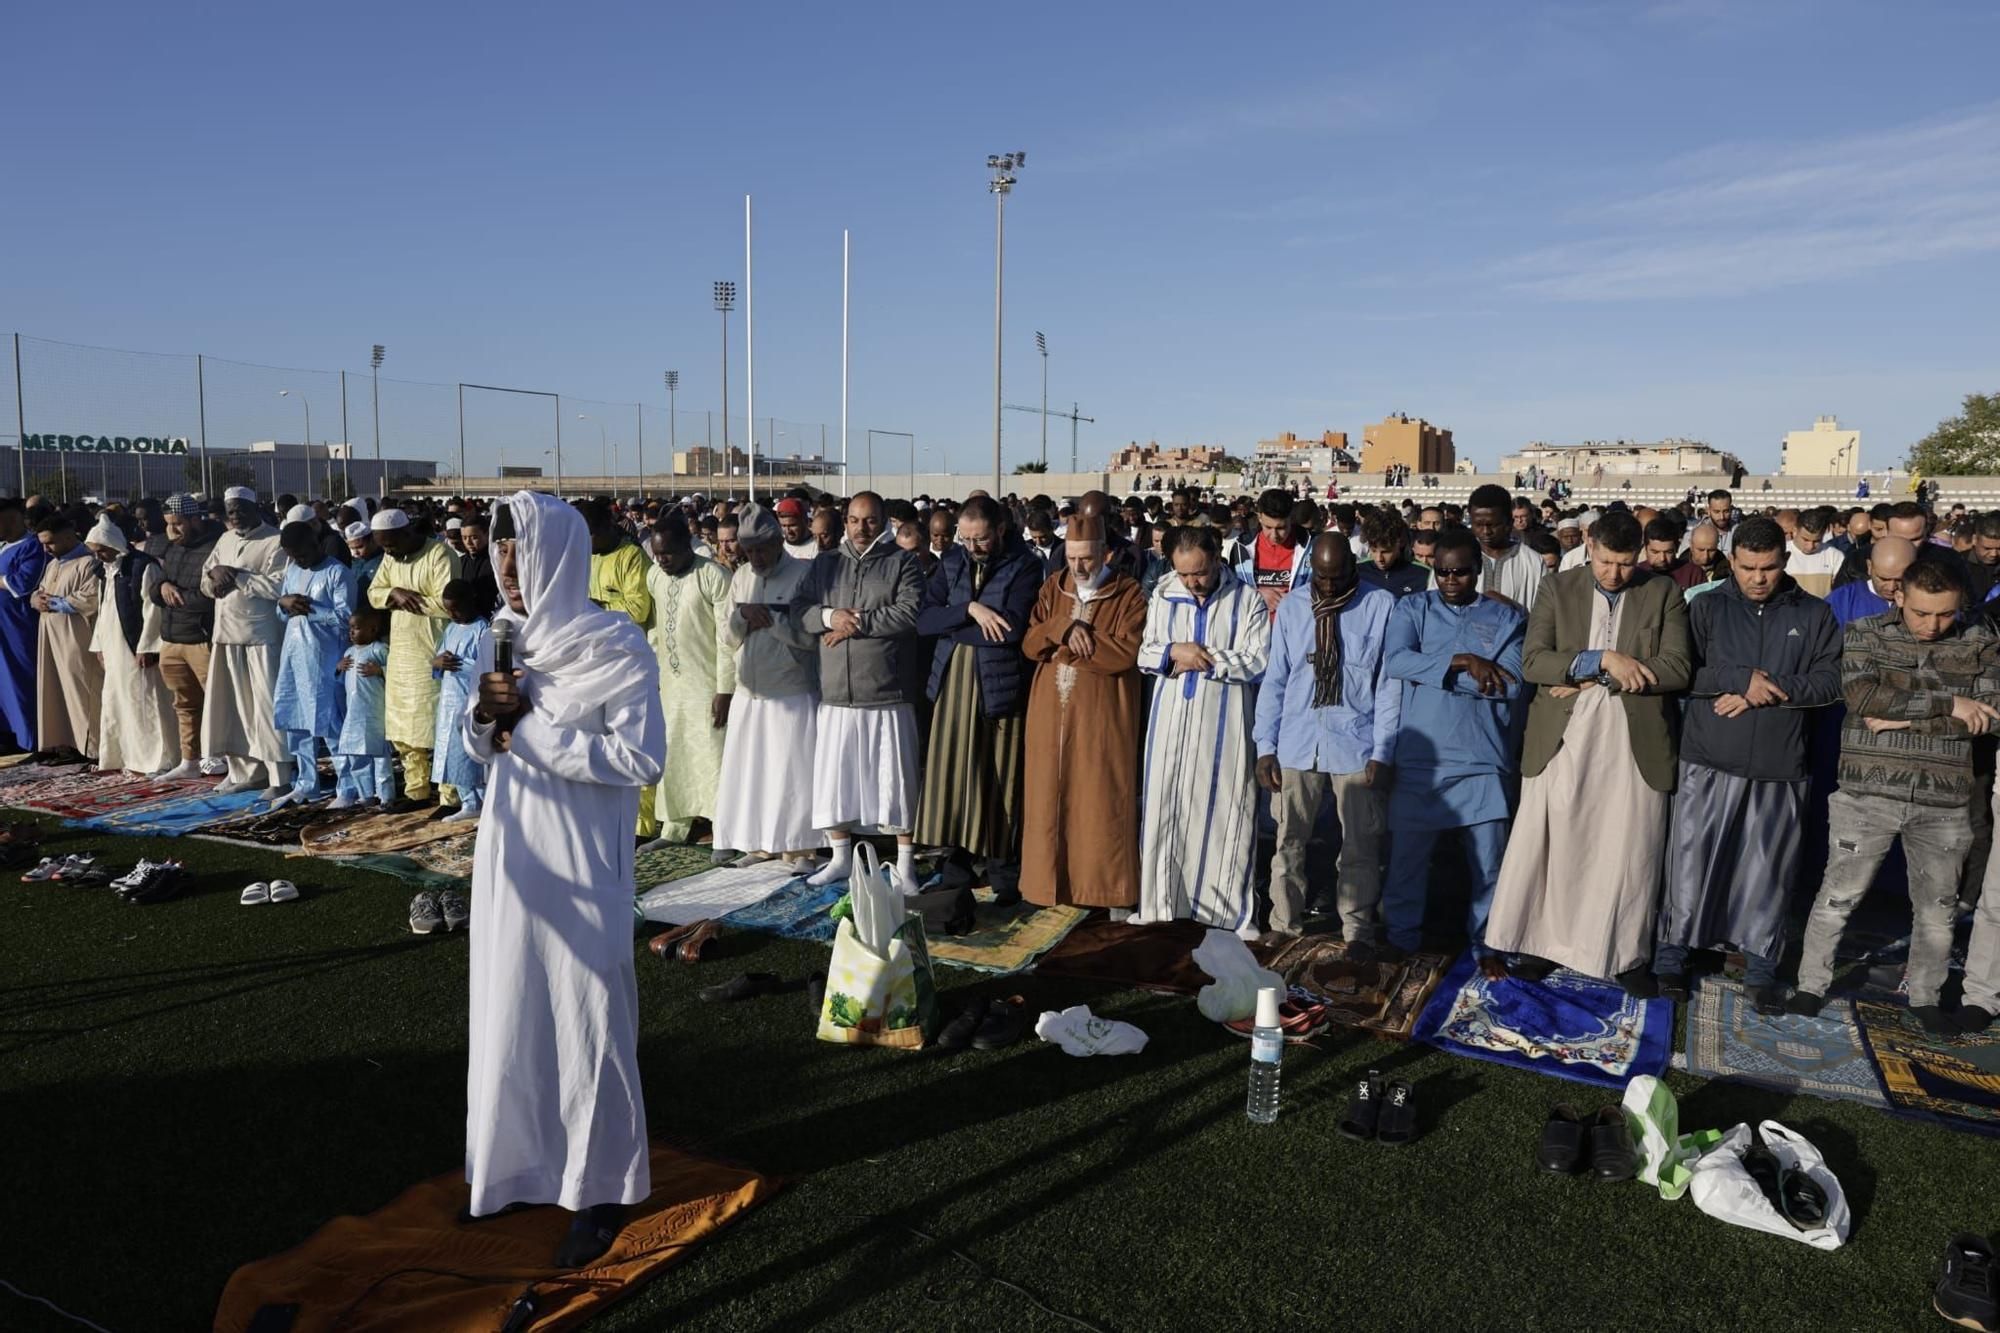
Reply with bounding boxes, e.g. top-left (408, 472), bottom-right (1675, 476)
top-left (84, 517), bottom-right (177, 775)
top-left (32, 512), bottom-right (103, 759)
top-left (1136, 524), bottom-right (1271, 936)
top-left (712, 504), bottom-right (821, 864)
top-left (201, 488), bottom-right (293, 795)
top-left (464, 491), bottom-right (664, 1269)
